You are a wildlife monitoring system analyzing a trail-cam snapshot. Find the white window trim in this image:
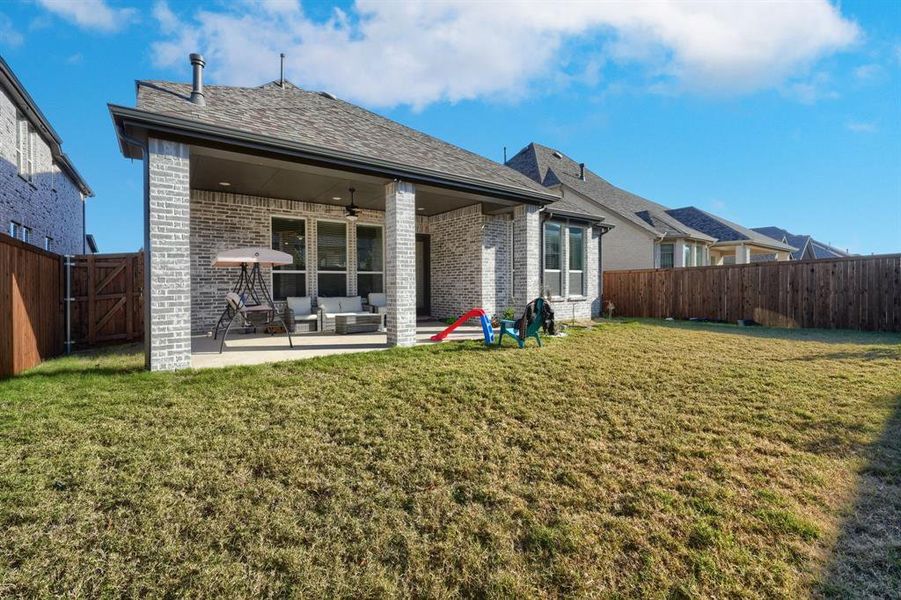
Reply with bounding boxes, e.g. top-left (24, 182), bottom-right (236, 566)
top-left (659, 243), bottom-right (674, 269)
top-left (270, 215), bottom-right (308, 300)
top-left (356, 223), bottom-right (385, 297)
top-left (15, 113), bottom-right (24, 176)
top-left (543, 221), bottom-right (564, 300)
top-left (9, 221), bottom-right (21, 239)
top-left (315, 218), bottom-right (349, 296)
top-left (26, 126), bottom-right (34, 182)
top-left (567, 225), bottom-right (586, 299)
top-left (22, 226), bottom-right (31, 244)
top-left (44, 236), bottom-right (53, 252)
